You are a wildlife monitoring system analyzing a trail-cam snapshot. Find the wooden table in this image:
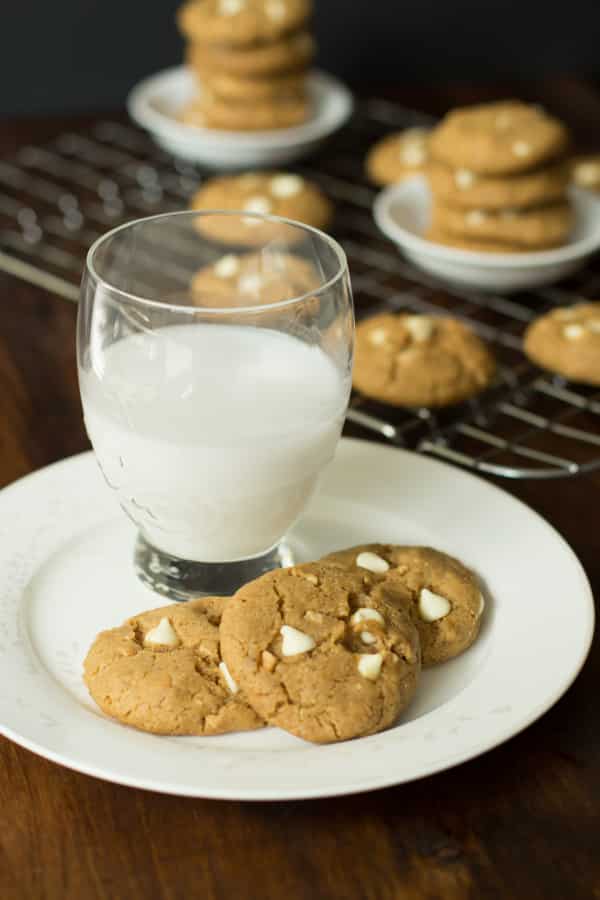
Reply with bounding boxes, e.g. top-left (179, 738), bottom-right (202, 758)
top-left (1, 83), bottom-right (599, 900)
